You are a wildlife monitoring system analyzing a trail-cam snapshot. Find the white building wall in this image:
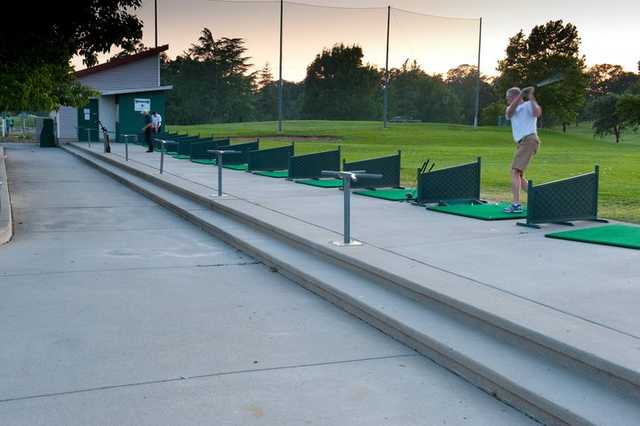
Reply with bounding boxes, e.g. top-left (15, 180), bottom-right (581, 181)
top-left (98, 96), bottom-right (117, 140)
top-left (57, 106), bottom-right (78, 141)
top-left (78, 55), bottom-right (159, 91)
